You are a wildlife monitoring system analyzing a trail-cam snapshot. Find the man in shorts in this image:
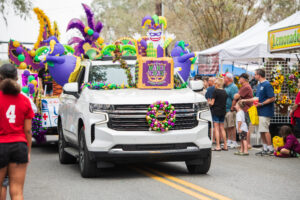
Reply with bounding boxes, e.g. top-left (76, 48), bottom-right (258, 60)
top-left (224, 73), bottom-right (239, 148)
top-left (243, 69), bottom-right (275, 155)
